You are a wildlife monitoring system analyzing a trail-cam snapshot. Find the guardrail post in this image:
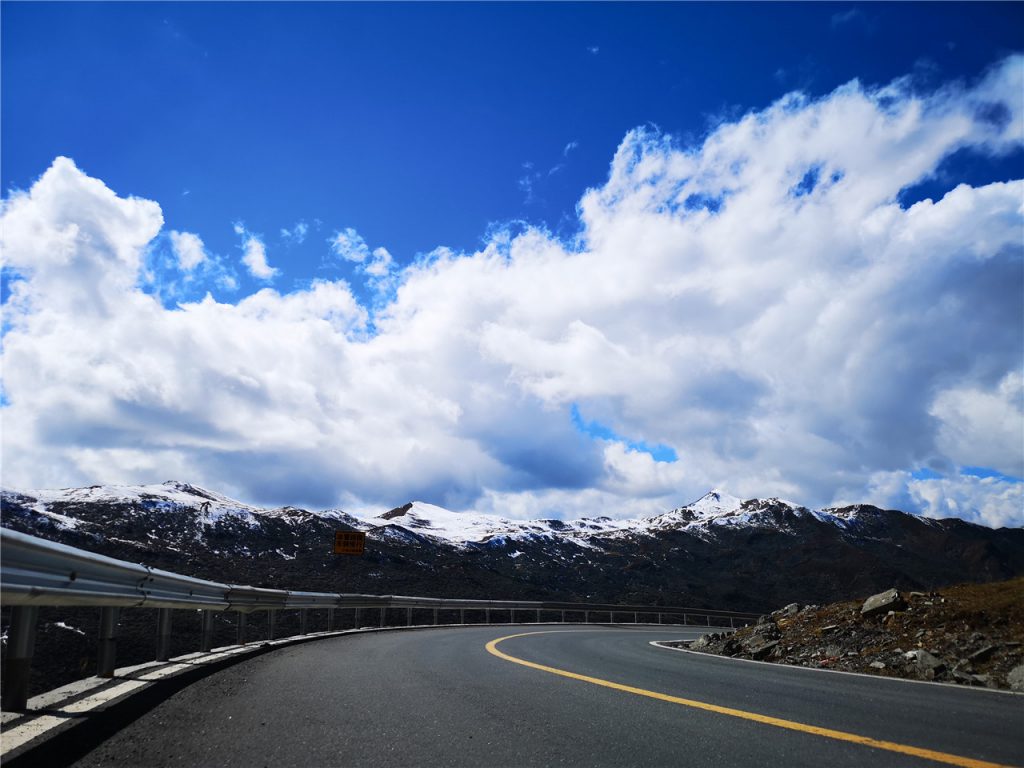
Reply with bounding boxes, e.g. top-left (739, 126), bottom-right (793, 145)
top-left (97, 607), bottom-right (120, 677)
top-left (634, 612), bottom-right (638, 624)
top-left (406, 607), bottom-right (412, 626)
top-left (729, 616), bottom-right (734, 629)
top-left (609, 611), bottom-right (613, 624)
top-left (328, 608), bottom-right (335, 631)
top-left (460, 609), bottom-right (465, 624)
top-left (354, 607), bottom-right (360, 628)
top-left (298, 609), bottom-right (308, 636)
top-left (200, 610), bottom-right (215, 652)
top-left (683, 613), bottom-right (688, 626)
top-left (433, 608), bottom-right (439, 625)
top-left (536, 609), bottom-right (540, 623)
top-left (237, 613), bottom-right (247, 645)
top-left (561, 610), bottom-right (565, 623)
top-left (485, 608), bottom-right (491, 624)
top-left (268, 609), bottom-right (276, 640)
top-left (2, 606), bottom-right (39, 711)
top-left (584, 611), bottom-right (589, 624)
top-left (156, 608), bottom-right (173, 661)
top-left (379, 607), bottom-right (385, 627)
top-left (658, 613), bottom-right (662, 624)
